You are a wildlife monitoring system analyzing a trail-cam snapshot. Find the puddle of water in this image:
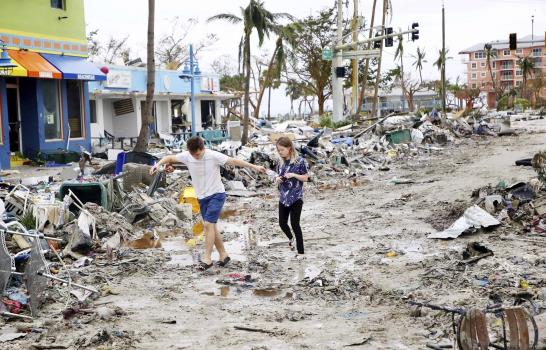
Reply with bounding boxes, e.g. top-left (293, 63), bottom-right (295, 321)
top-left (162, 237), bottom-right (194, 266)
top-left (217, 222), bottom-right (251, 262)
top-left (252, 288), bottom-right (281, 297)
